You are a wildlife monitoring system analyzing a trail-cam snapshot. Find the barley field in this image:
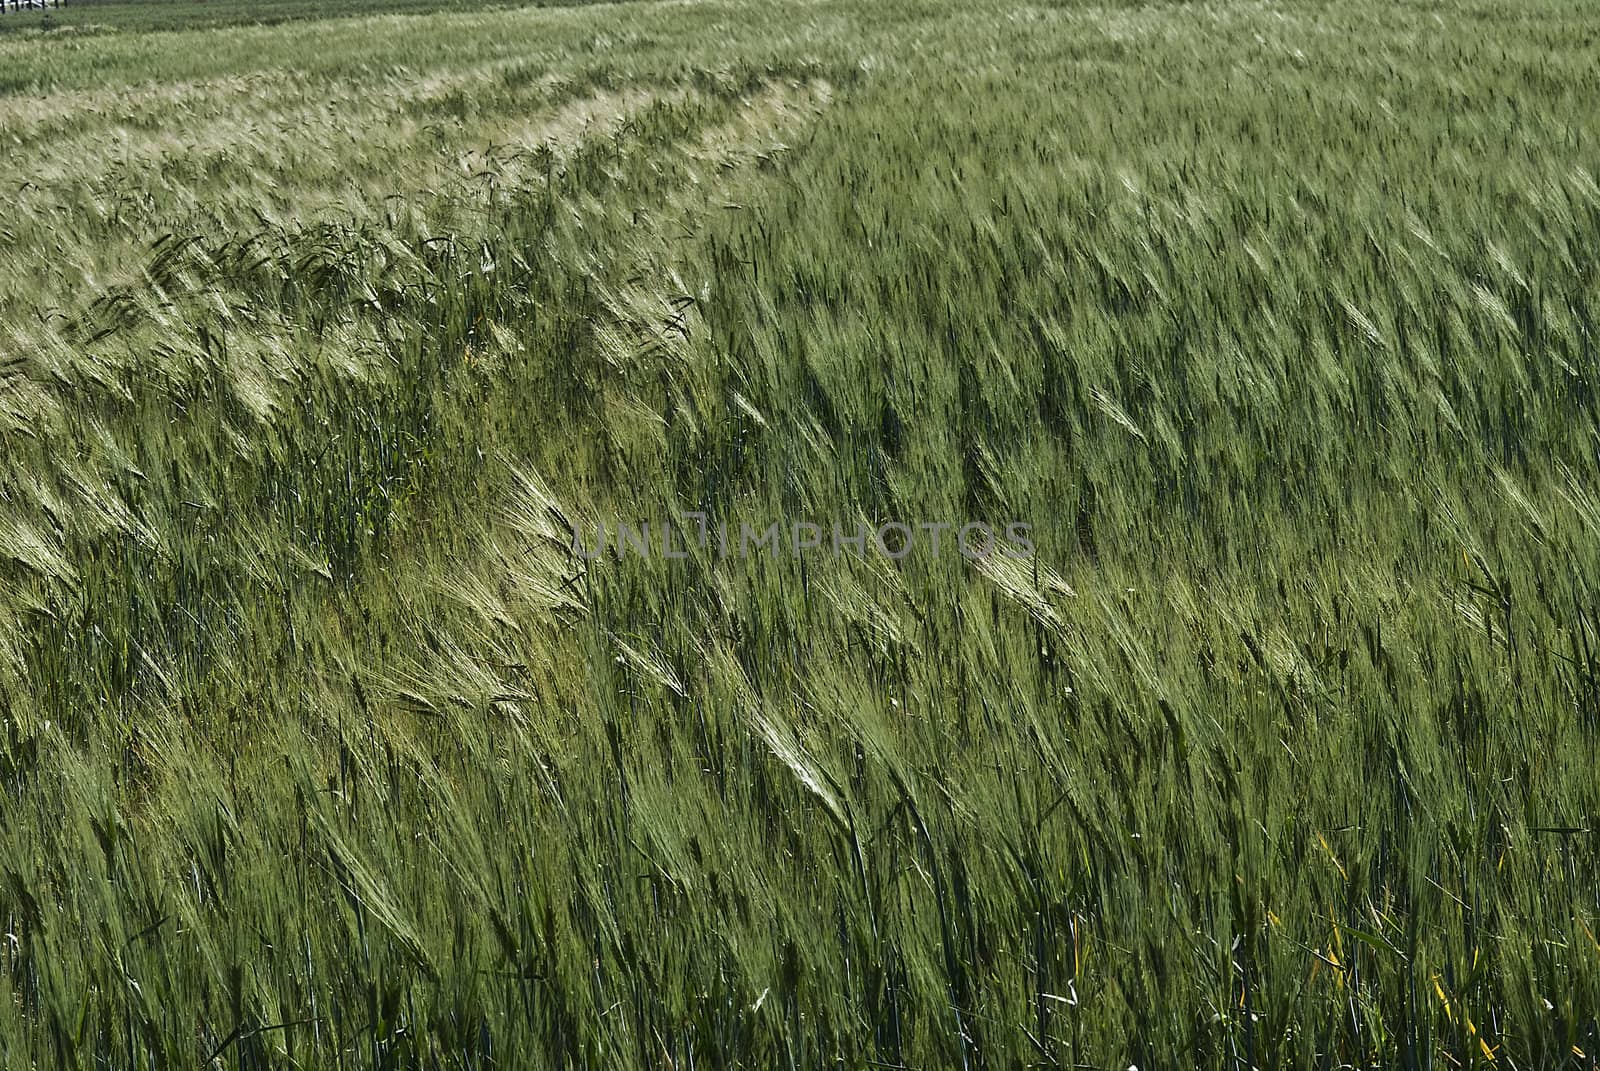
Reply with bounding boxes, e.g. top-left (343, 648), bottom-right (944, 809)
top-left (1, 0), bottom-right (1598, 1066)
